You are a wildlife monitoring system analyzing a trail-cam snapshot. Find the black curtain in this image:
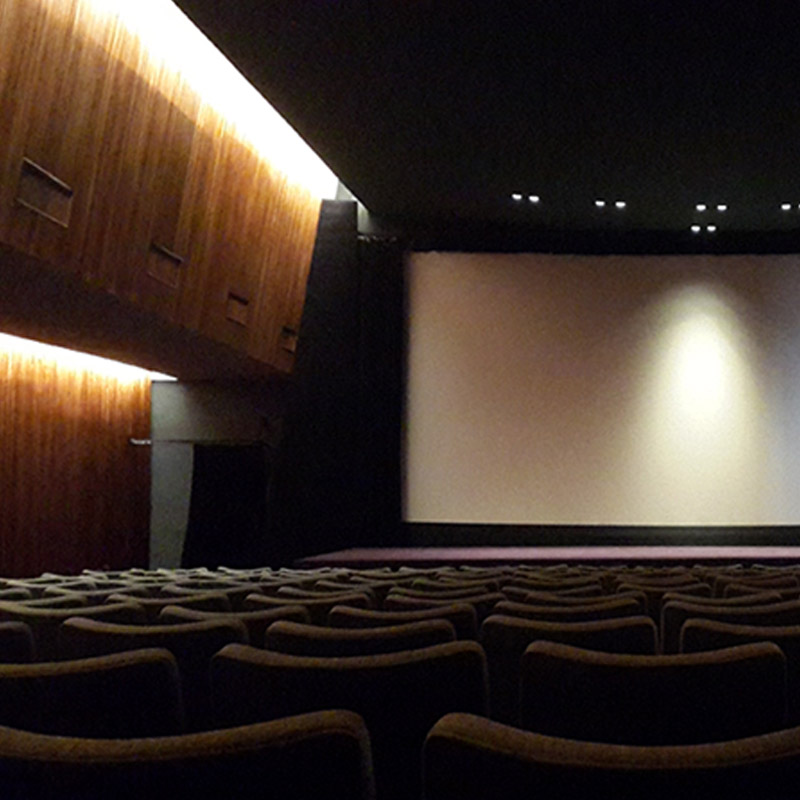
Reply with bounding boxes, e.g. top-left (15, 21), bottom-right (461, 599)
top-left (266, 201), bottom-right (407, 566)
top-left (182, 443), bottom-right (268, 568)
top-left (356, 234), bottom-right (405, 545)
